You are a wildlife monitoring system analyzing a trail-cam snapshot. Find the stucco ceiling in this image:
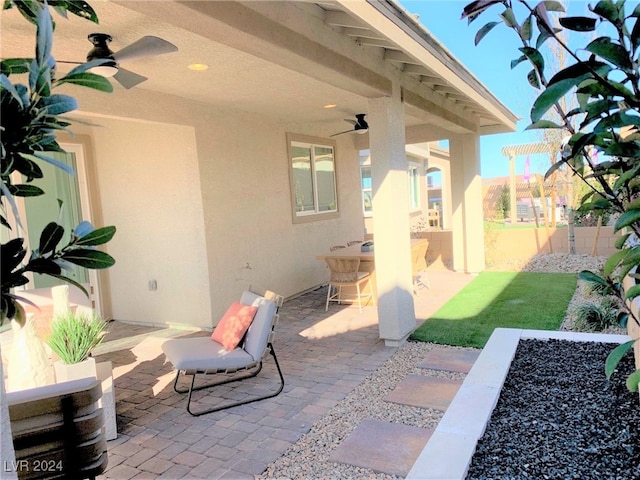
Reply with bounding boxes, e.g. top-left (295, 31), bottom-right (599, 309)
top-left (1, 2), bottom-right (374, 126)
top-left (1, 1), bottom-right (516, 136)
